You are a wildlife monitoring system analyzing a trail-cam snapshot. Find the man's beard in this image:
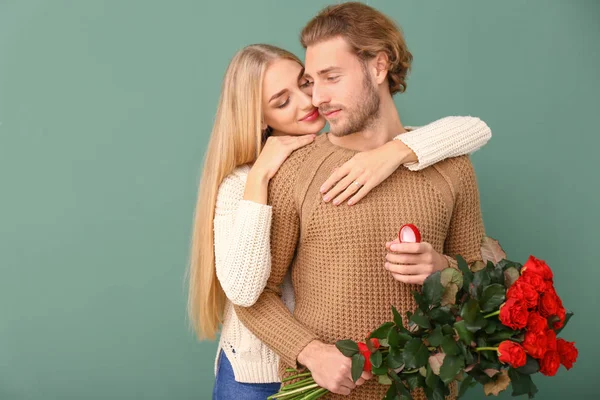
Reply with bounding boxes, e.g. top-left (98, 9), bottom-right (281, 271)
top-left (325, 72), bottom-right (380, 137)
